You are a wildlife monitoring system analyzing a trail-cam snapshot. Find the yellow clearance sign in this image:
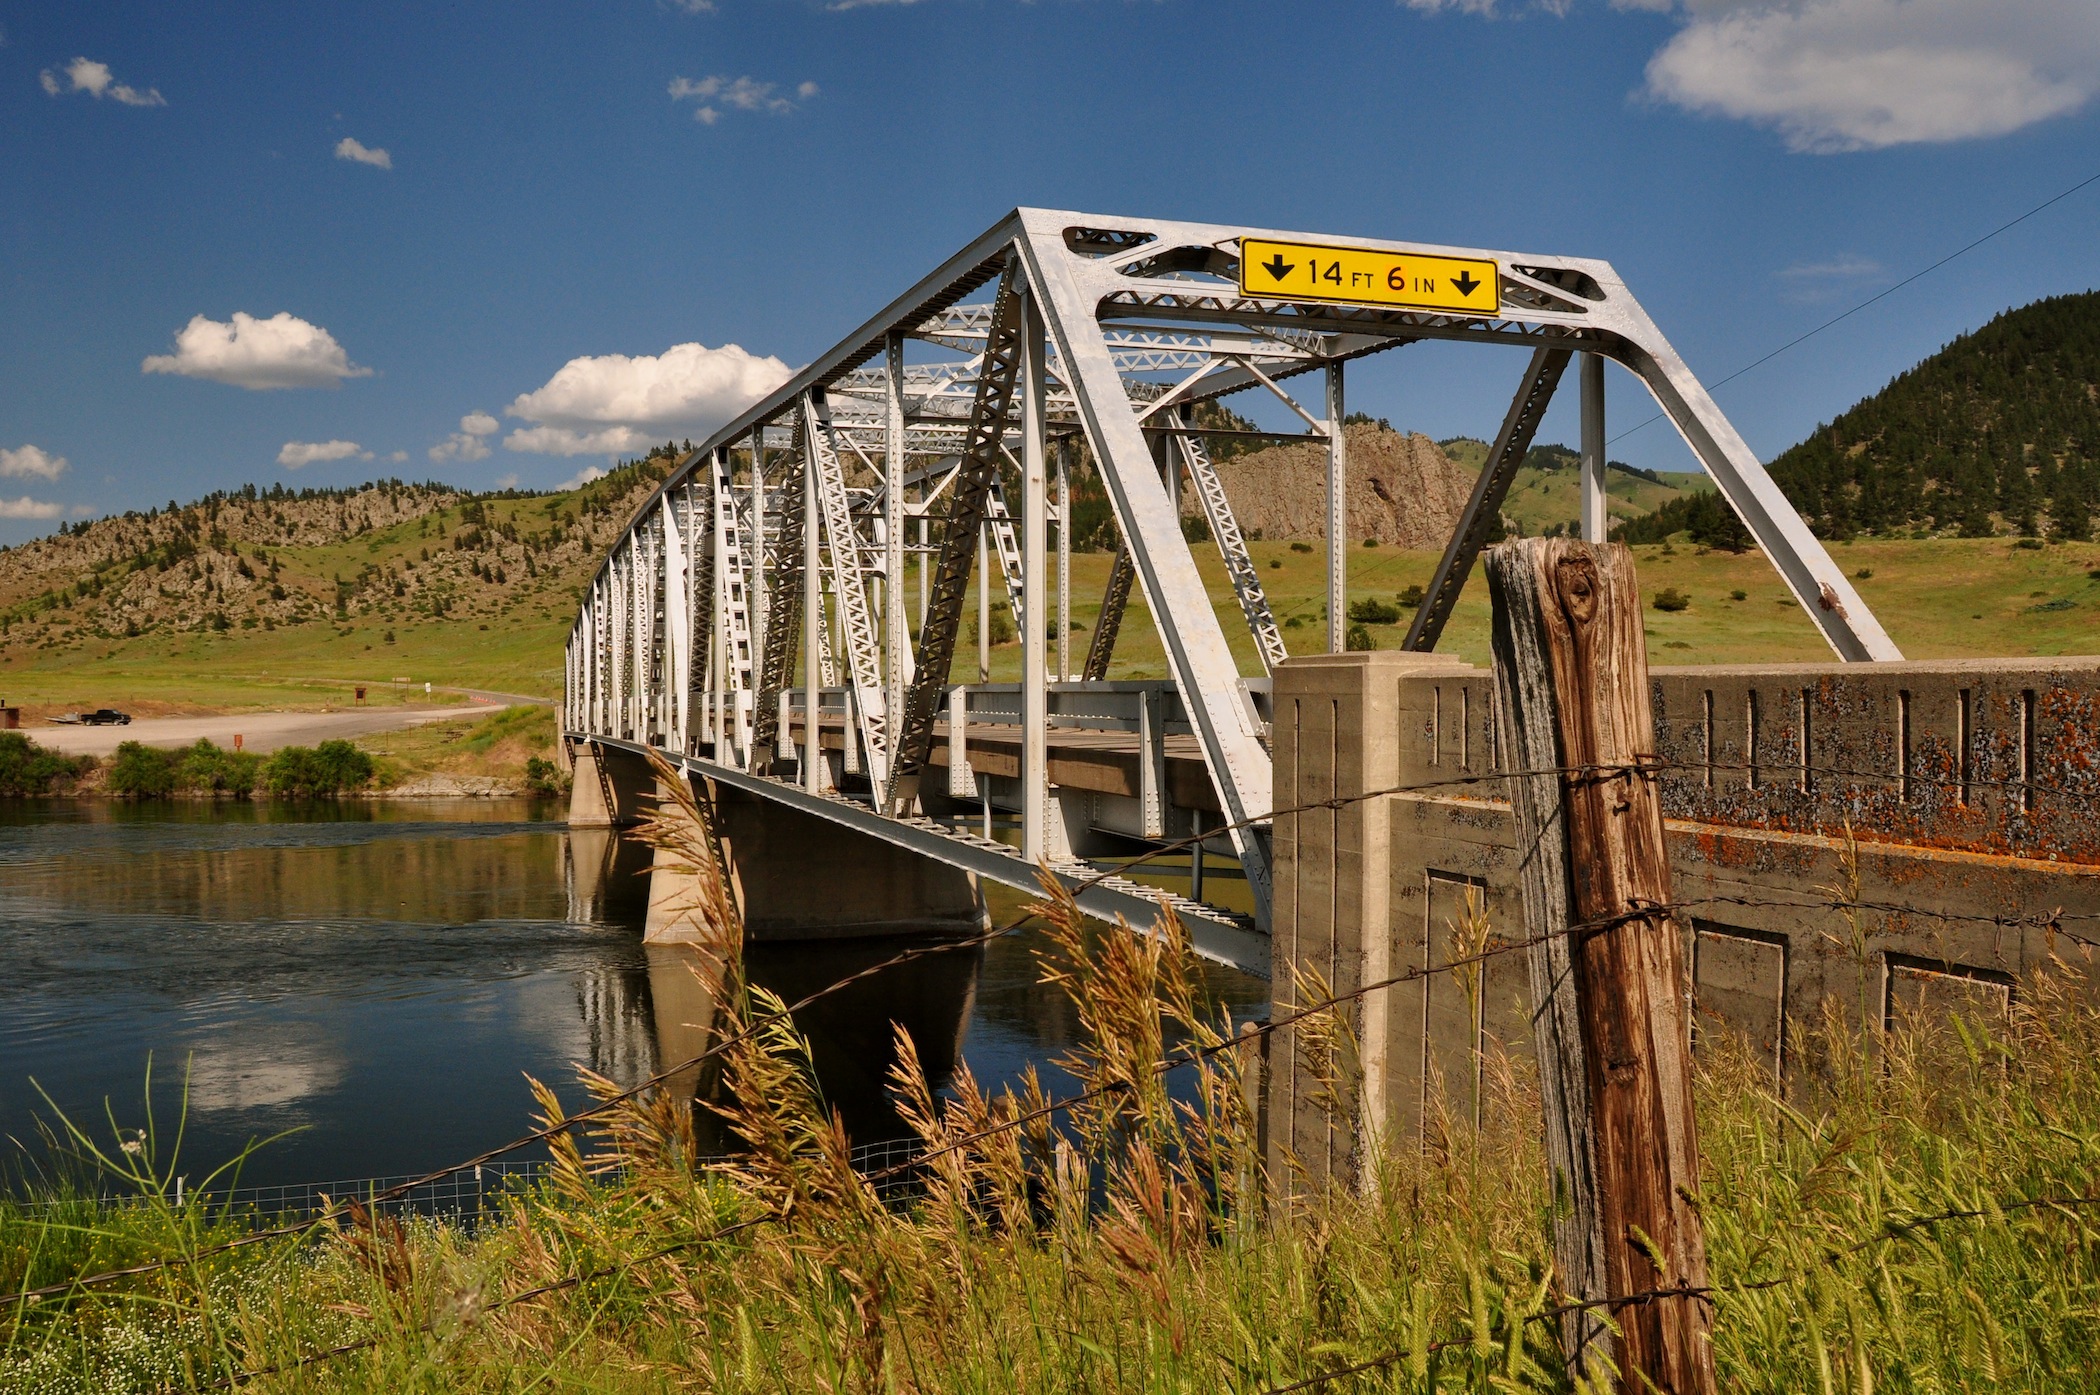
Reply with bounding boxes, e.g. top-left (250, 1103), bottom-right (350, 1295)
top-left (1239, 238), bottom-right (1499, 314)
